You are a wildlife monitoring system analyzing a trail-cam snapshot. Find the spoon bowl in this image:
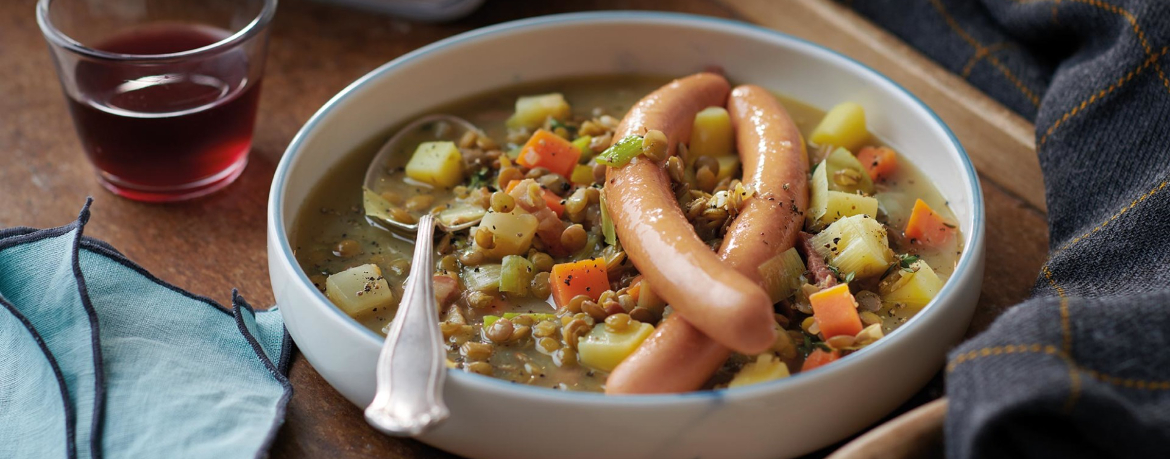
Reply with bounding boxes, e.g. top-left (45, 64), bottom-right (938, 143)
top-left (362, 114), bottom-right (481, 234)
